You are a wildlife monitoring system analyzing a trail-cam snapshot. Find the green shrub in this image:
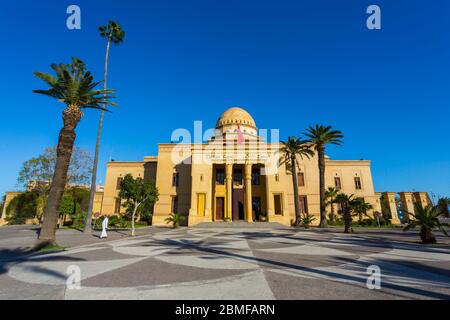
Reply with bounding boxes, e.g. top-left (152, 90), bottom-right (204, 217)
top-left (165, 213), bottom-right (185, 229)
top-left (301, 214), bottom-right (317, 229)
top-left (5, 191), bottom-right (40, 225)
